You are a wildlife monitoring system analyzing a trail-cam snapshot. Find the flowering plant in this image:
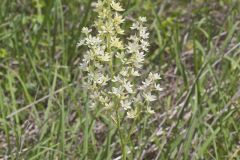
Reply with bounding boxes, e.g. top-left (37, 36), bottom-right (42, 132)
top-left (77, 0), bottom-right (162, 120)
